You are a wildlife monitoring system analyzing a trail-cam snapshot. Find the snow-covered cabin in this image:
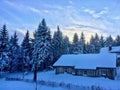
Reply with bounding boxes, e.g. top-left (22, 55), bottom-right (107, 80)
top-left (53, 47), bottom-right (119, 80)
